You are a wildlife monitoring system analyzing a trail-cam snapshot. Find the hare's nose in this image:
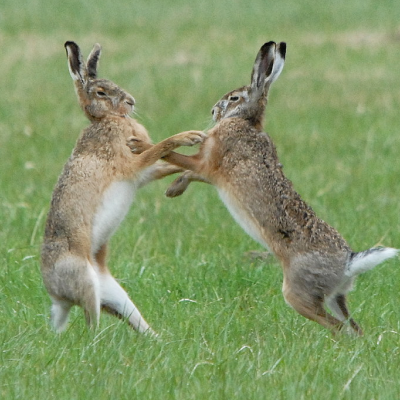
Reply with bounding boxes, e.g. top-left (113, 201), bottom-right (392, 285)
top-left (211, 106), bottom-right (220, 121)
top-left (125, 96), bottom-right (135, 106)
